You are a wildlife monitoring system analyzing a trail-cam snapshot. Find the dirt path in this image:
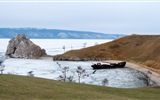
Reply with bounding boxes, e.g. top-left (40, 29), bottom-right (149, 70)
top-left (106, 60), bottom-right (160, 86)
